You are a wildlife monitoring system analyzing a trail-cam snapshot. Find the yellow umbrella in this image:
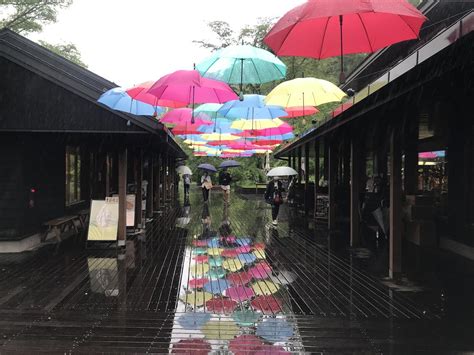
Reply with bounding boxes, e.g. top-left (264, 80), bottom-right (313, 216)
top-left (190, 263), bottom-right (210, 277)
top-left (253, 249), bottom-right (266, 260)
top-left (265, 77), bottom-right (346, 107)
top-left (207, 248), bottom-right (224, 256)
top-left (252, 280), bottom-right (280, 296)
top-left (201, 133), bottom-right (240, 141)
top-left (180, 290), bottom-right (213, 307)
top-left (222, 258), bottom-right (243, 272)
top-left (202, 320), bottom-right (239, 340)
top-left (231, 118), bottom-right (284, 131)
